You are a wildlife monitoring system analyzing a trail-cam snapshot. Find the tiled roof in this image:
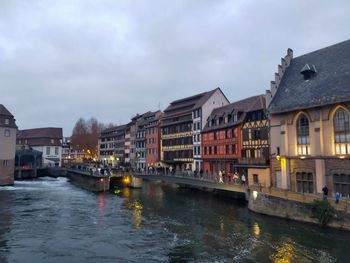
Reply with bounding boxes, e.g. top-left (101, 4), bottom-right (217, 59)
top-left (203, 95), bottom-right (265, 132)
top-left (268, 39), bottom-right (350, 114)
top-left (17, 127), bottom-right (63, 139)
top-left (0, 104), bottom-right (13, 116)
